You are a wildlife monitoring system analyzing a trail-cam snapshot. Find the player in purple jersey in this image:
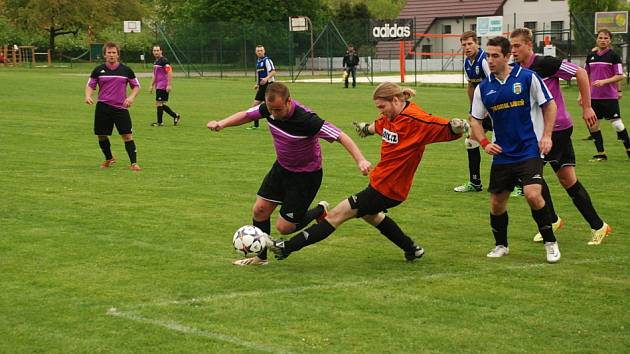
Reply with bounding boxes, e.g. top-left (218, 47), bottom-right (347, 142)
top-left (150, 45), bottom-right (181, 127)
top-left (511, 28), bottom-right (612, 245)
top-left (85, 41), bottom-right (141, 171)
top-left (585, 29), bottom-right (630, 161)
top-left (207, 82), bottom-right (372, 265)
